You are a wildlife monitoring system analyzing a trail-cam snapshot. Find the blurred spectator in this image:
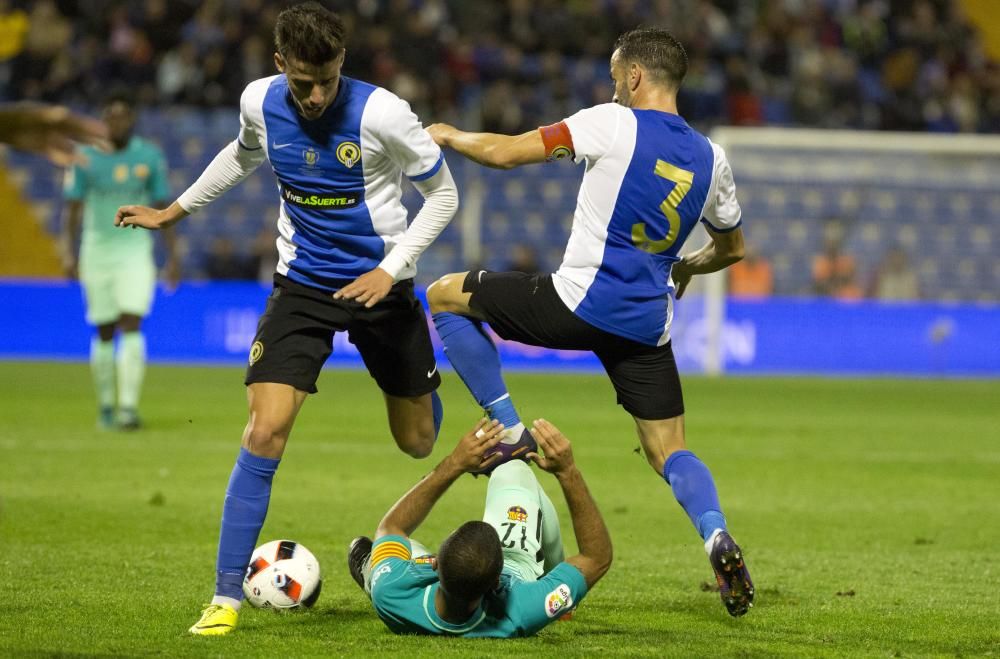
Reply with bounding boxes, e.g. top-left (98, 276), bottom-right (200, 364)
top-left (505, 243), bottom-right (540, 274)
top-left (813, 225), bottom-right (862, 300)
top-left (250, 227), bottom-right (278, 286)
top-left (10, 0), bottom-right (72, 102)
top-left (870, 247), bottom-right (920, 301)
top-left (0, 1), bottom-right (994, 134)
top-left (728, 247), bottom-right (773, 298)
top-left (203, 237), bottom-right (256, 281)
top-left (0, 1), bottom-right (27, 93)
